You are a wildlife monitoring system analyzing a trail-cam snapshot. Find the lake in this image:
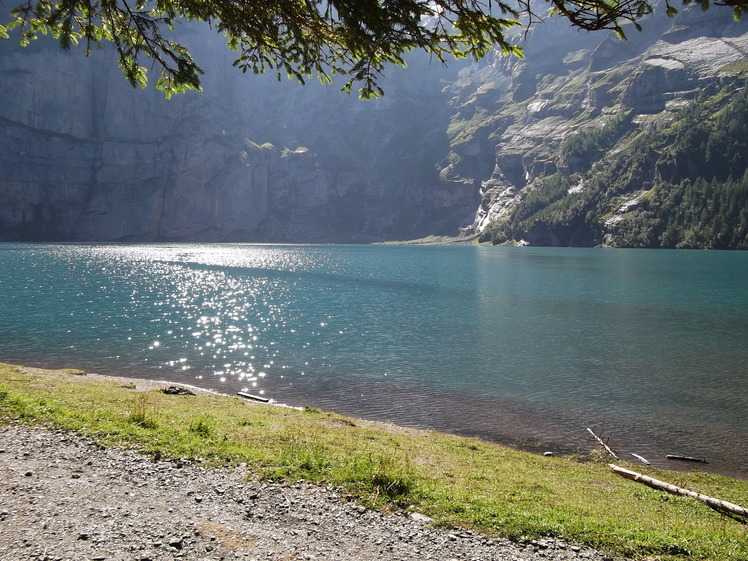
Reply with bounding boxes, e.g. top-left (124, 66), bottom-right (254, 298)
top-left (1, 243), bottom-right (746, 478)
